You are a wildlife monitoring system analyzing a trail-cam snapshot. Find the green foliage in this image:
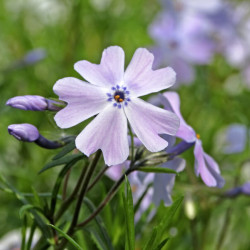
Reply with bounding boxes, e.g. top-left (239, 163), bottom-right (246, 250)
top-left (123, 176), bottom-right (135, 250)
